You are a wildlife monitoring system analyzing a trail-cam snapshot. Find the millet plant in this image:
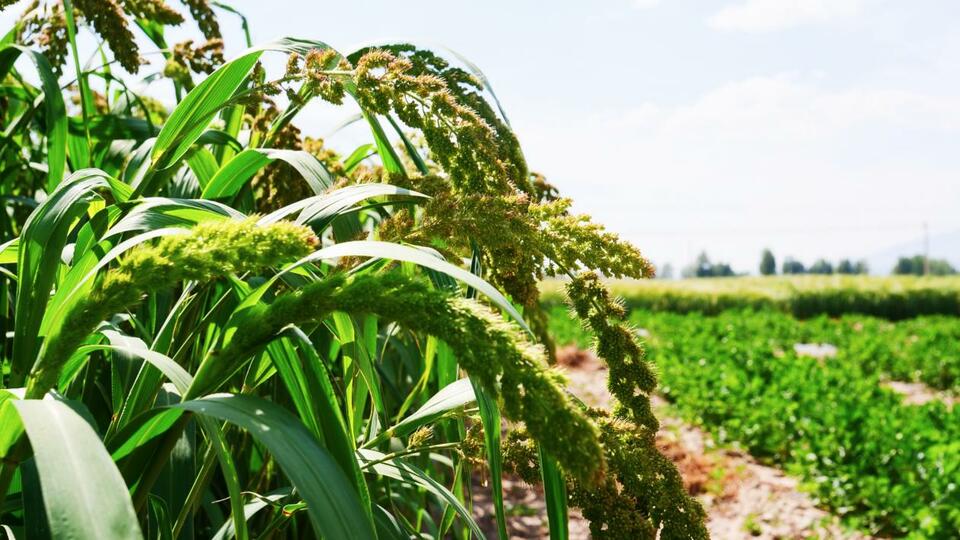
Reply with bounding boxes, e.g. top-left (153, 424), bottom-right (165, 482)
top-left (0, 1), bottom-right (706, 538)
